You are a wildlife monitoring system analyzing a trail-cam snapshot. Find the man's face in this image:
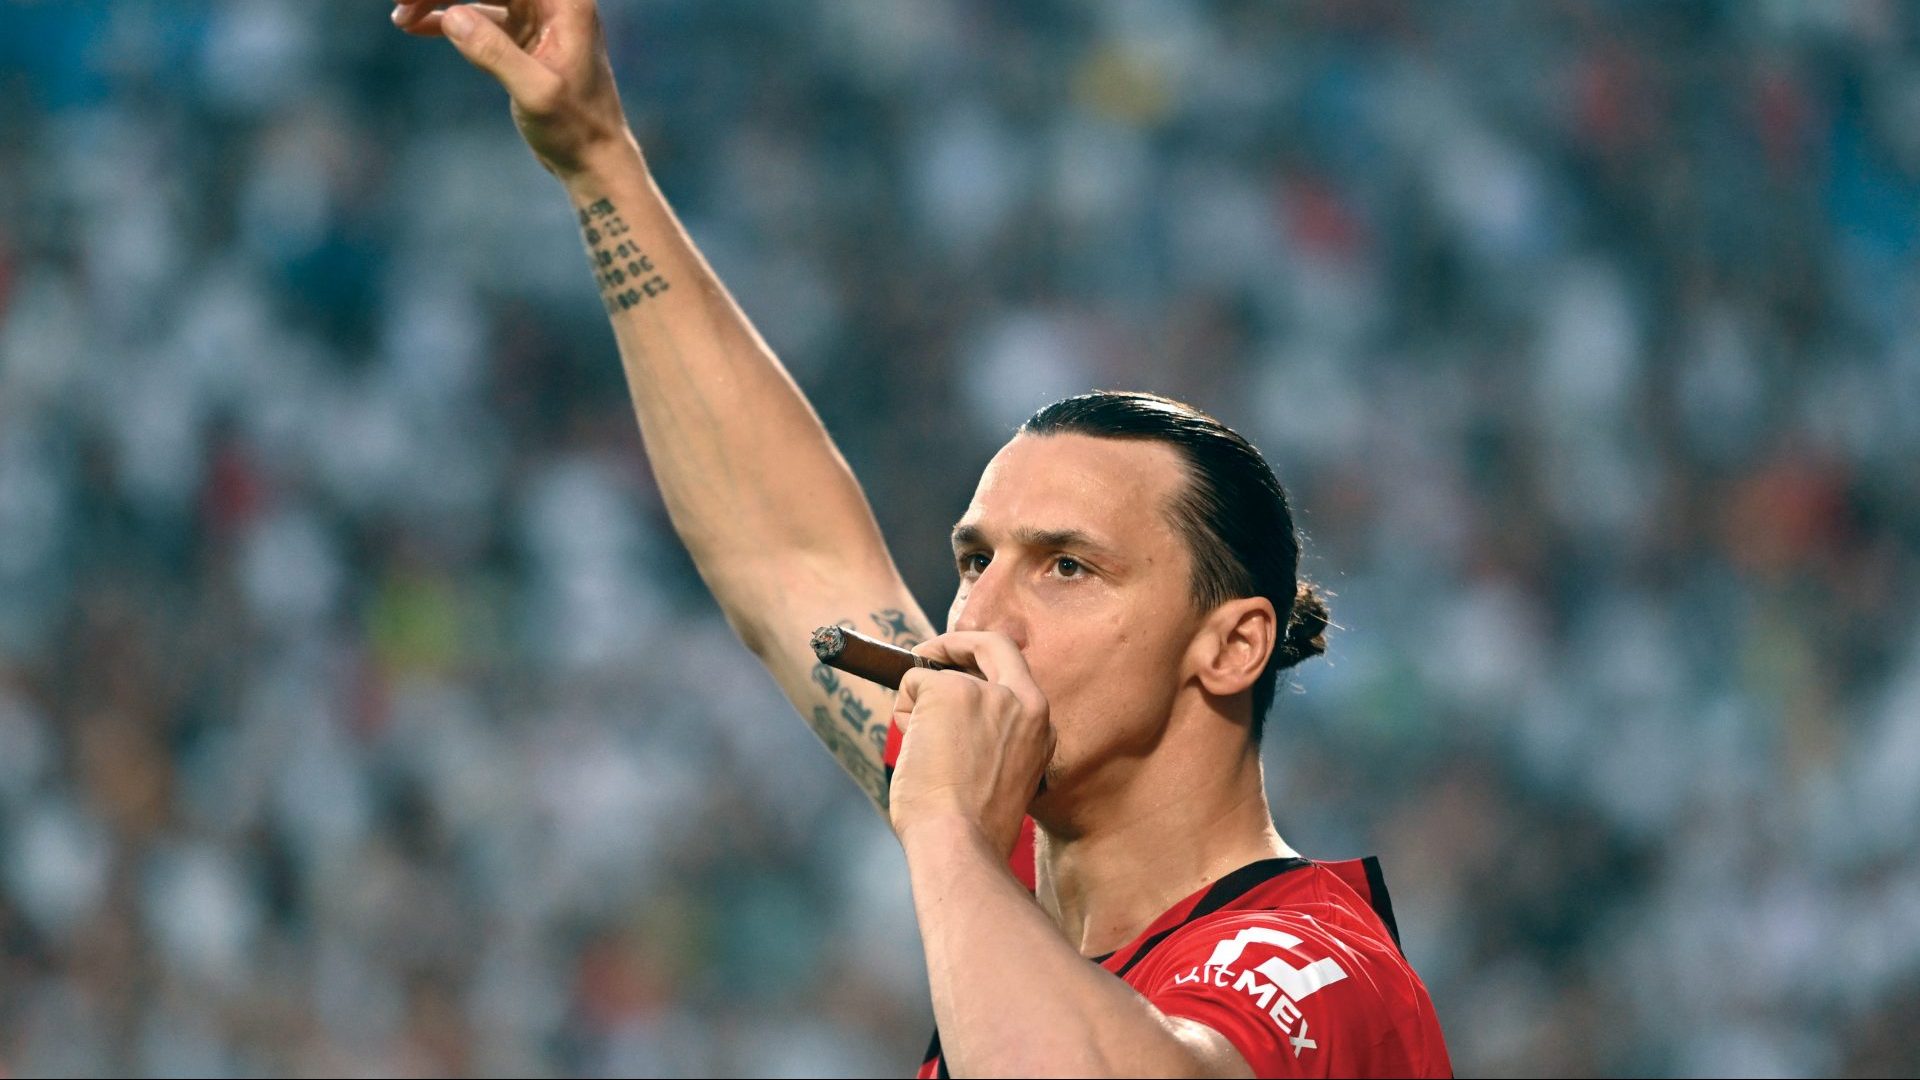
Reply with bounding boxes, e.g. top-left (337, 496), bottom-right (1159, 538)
top-left (947, 432), bottom-right (1205, 801)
